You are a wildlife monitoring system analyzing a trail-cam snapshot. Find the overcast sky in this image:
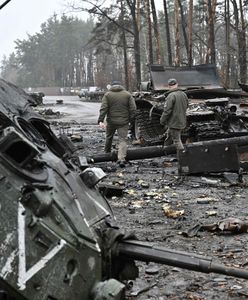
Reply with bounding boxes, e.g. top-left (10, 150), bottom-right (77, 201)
top-left (0, 0), bottom-right (76, 60)
top-left (0, 0), bottom-right (163, 61)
